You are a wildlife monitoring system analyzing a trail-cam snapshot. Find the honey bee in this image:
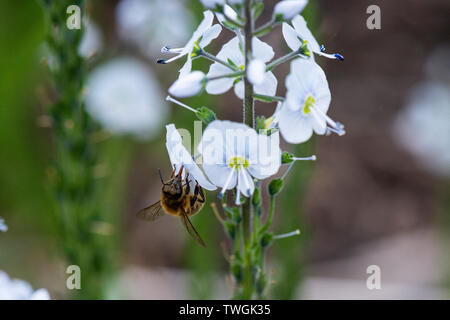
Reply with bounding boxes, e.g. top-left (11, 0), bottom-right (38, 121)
top-left (137, 165), bottom-right (207, 247)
